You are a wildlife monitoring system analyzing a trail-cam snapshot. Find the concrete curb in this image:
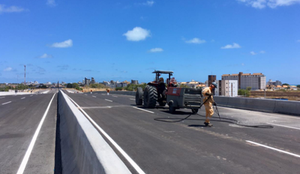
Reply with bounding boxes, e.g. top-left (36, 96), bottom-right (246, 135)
top-left (58, 90), bottom-right (131, 174)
